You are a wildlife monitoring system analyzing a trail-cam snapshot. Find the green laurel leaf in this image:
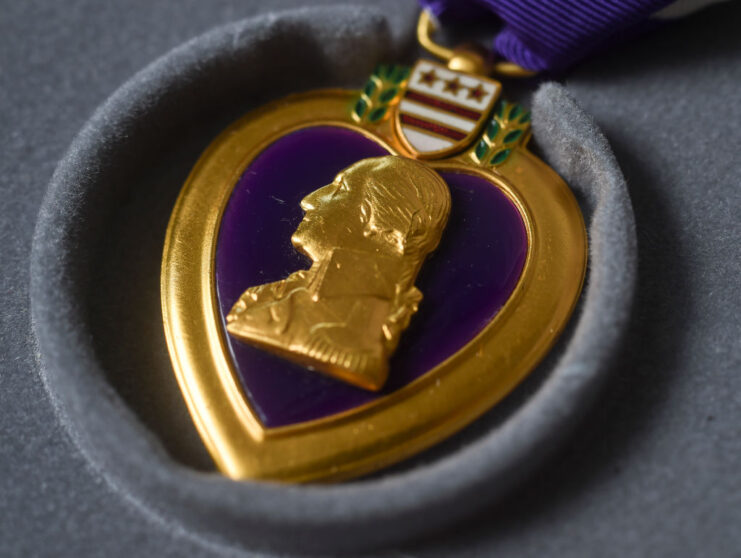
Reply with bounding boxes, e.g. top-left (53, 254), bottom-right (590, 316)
top-left (391, 66), bottom-right (410, 84)
top-left (368, 106), bottom-right (387, 122)
top-left (509, 104), bottom-right (522, 120)
top-left (490, 149), bottom-right (511, 166)
top-left (354, 98), bottom-right (367, 119)
top-left (475, 139), bottom-right (489, 161)
top-left (374, 64), bottom-right (389, 78)
top-left (485, 120), bottom-right (500, 140)
top-left (352, 64), bottom-right (410, 123)
top-left (495, 100), bottom-right (505, 118)
top-left (363, 79), bottom-right (376, 97)
top-left (503, 130), bottom-right (523, 144)
top-left (379, 88), bottom-right (398, 103)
